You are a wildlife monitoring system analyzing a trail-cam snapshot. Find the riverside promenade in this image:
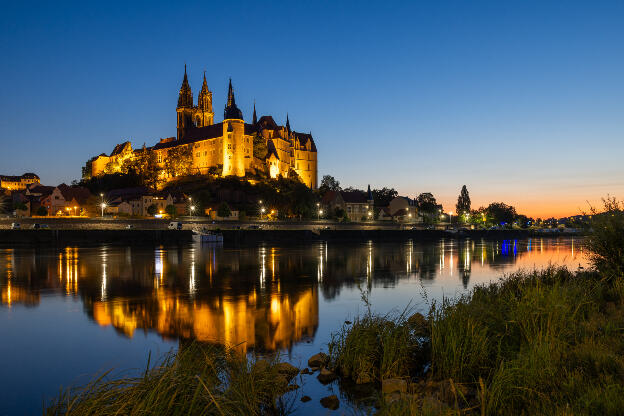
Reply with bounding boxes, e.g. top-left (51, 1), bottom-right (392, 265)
top-left (0, 218), bottom-right (582, 246)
